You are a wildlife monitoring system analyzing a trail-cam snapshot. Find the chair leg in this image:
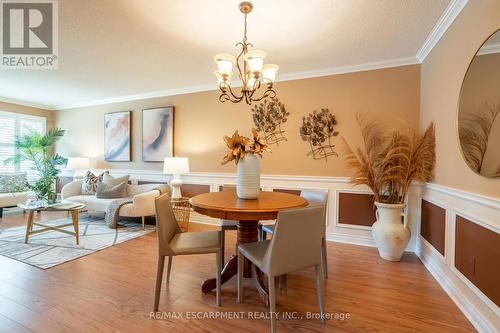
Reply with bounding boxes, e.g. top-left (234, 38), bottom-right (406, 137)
top-left (268, 275), bottom-right (277, 333)
top-left (321, 237), bottom-right (328, 279)
top-left (166, 256), bottom-right (173, 283)
top-left (153, 255), bottom-right (165, 311)
top-left (314, 264), bottom-right (325, 325)
top-left (216, 251), bottom-right (222, 306)
top-left (258, 224), bottom-right (263, 240)
top-left (142, 216), bottom-right (145, 229)
top-left (220, 229), bottom-right (226, 264)
top-left (237, 251), bottom-right (244, 303)
top-left (278, 274), bottom-right (287, 293)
